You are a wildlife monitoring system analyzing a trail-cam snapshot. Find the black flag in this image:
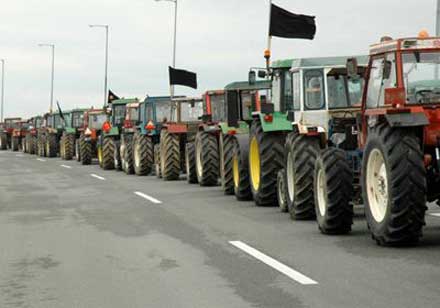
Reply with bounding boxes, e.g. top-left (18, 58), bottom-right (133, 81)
top-left (269, 4), bottom-right (316, 40)
top-left (169, 66), bottom-right (198, 89)
top-left (56, 101), bottom-right (65, 121)
top-left (108, 90), bottom-right (120, 104)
